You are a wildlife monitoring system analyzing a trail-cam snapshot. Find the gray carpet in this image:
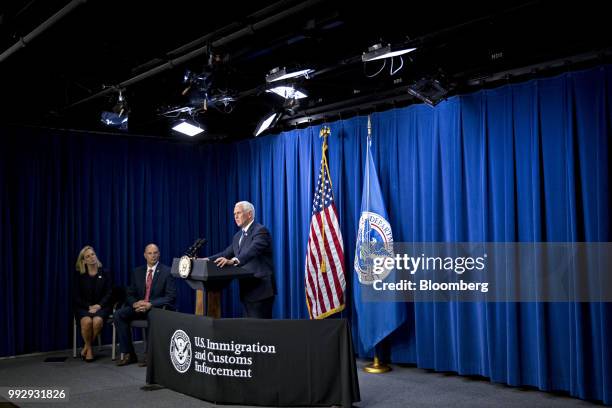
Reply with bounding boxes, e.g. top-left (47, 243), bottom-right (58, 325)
top-left (0, 344), bottom-right (600, 407)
